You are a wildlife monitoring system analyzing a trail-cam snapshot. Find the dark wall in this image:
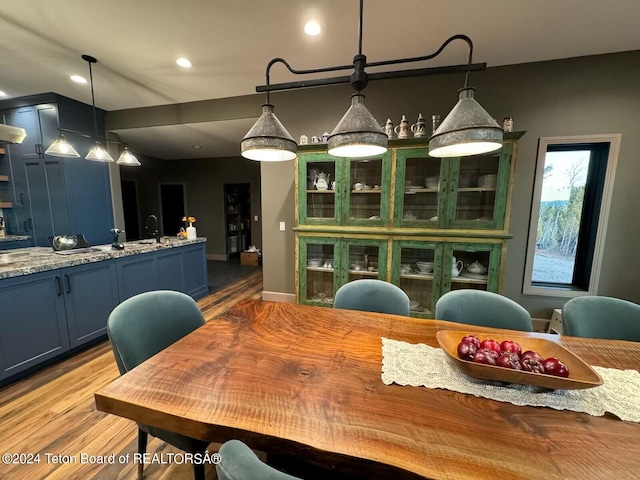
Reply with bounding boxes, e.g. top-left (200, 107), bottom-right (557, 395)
top-left (119, 155), bottom-right (261, 257)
